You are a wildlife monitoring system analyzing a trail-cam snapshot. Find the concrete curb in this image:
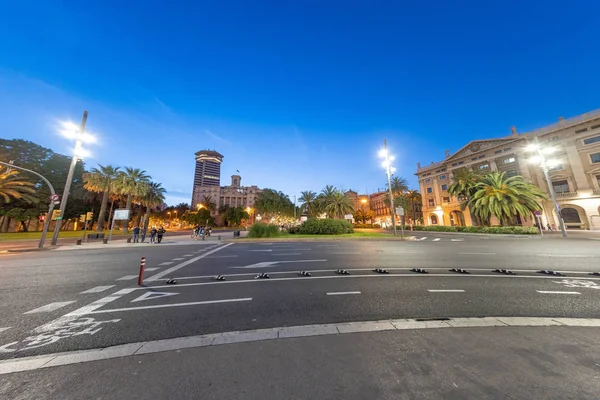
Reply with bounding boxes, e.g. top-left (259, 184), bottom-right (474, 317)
top-left (226, 236), bottom-right (415, 243)
top-left (1, 316), bottom-right (599, 375)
